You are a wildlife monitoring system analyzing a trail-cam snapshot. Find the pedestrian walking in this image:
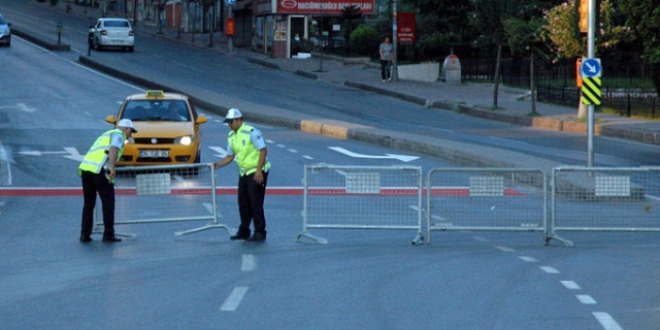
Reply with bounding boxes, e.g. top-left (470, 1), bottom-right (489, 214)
top-left (78, 119), bottom-right (137, 243)
top-left (214, 108), bottom-right (271, 242)
top-left (379, 37), bottom-right (394, 82)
